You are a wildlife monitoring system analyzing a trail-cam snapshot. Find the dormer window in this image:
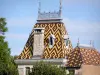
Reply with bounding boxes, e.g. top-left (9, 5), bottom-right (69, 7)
top-left (49, 34), bottom-right (55, 48)
top-left (50, 36), bottom-right (53, 45)
top-left (64, 35), bottom-right (69, 48)
top-left (64, 39), bottom-right (69, 46)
